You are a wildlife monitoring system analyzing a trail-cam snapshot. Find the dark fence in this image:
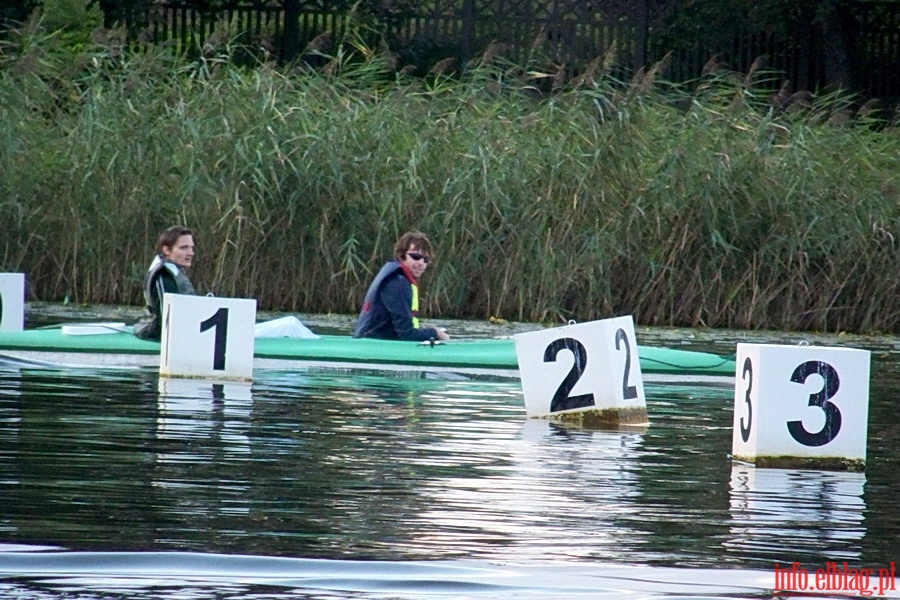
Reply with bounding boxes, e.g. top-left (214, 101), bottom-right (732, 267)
top-left (647, 1), bottom-right (900, 100)
top-left (853, 2), bottom-right (900, 98)
top-left (145, 0), bottom-right (900, 99)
